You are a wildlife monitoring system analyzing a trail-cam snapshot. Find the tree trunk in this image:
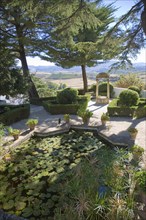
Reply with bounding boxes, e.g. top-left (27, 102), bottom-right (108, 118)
top-left (15, 23), bottom-right (39, 99)
top-left (81, 64), bottom-right (88, 92)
